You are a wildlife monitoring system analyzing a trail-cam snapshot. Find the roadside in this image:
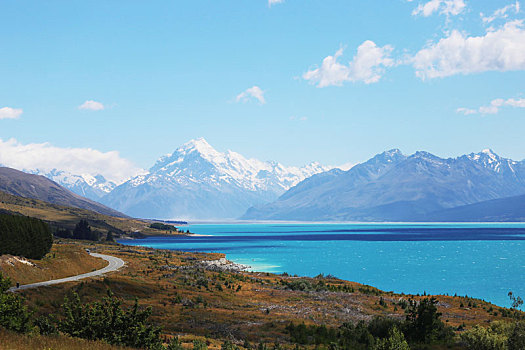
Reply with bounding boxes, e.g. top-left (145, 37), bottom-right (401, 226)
top-left (8, 252), bottom-right (125, 292)
top-left (0, 243), bottom-right (107, 286)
